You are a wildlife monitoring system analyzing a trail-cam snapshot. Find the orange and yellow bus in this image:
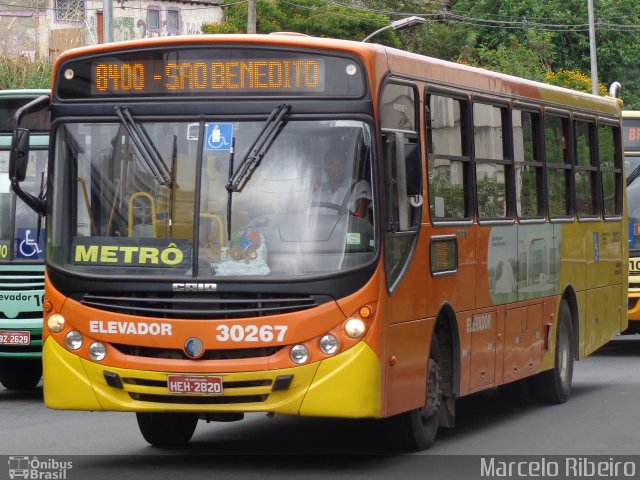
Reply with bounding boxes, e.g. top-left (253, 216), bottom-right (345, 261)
top-left (10, 34), bottom-right (627, 450)
top-left (623, 111), bottom-right (640, 330)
